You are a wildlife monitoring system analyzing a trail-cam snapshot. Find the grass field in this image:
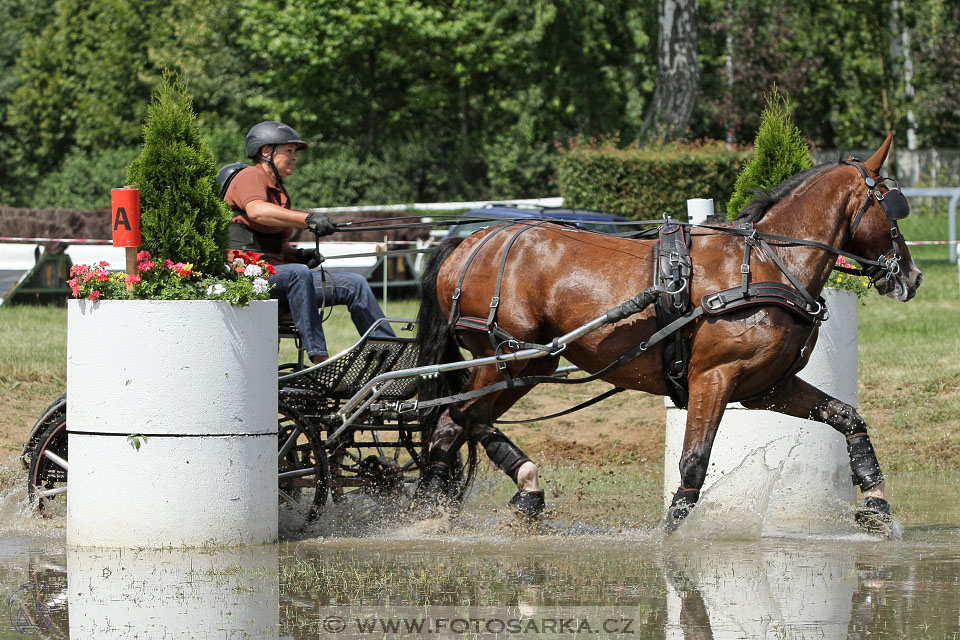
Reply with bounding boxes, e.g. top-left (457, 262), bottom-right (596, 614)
top-left (2, 205), bottom-right (957, 479)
